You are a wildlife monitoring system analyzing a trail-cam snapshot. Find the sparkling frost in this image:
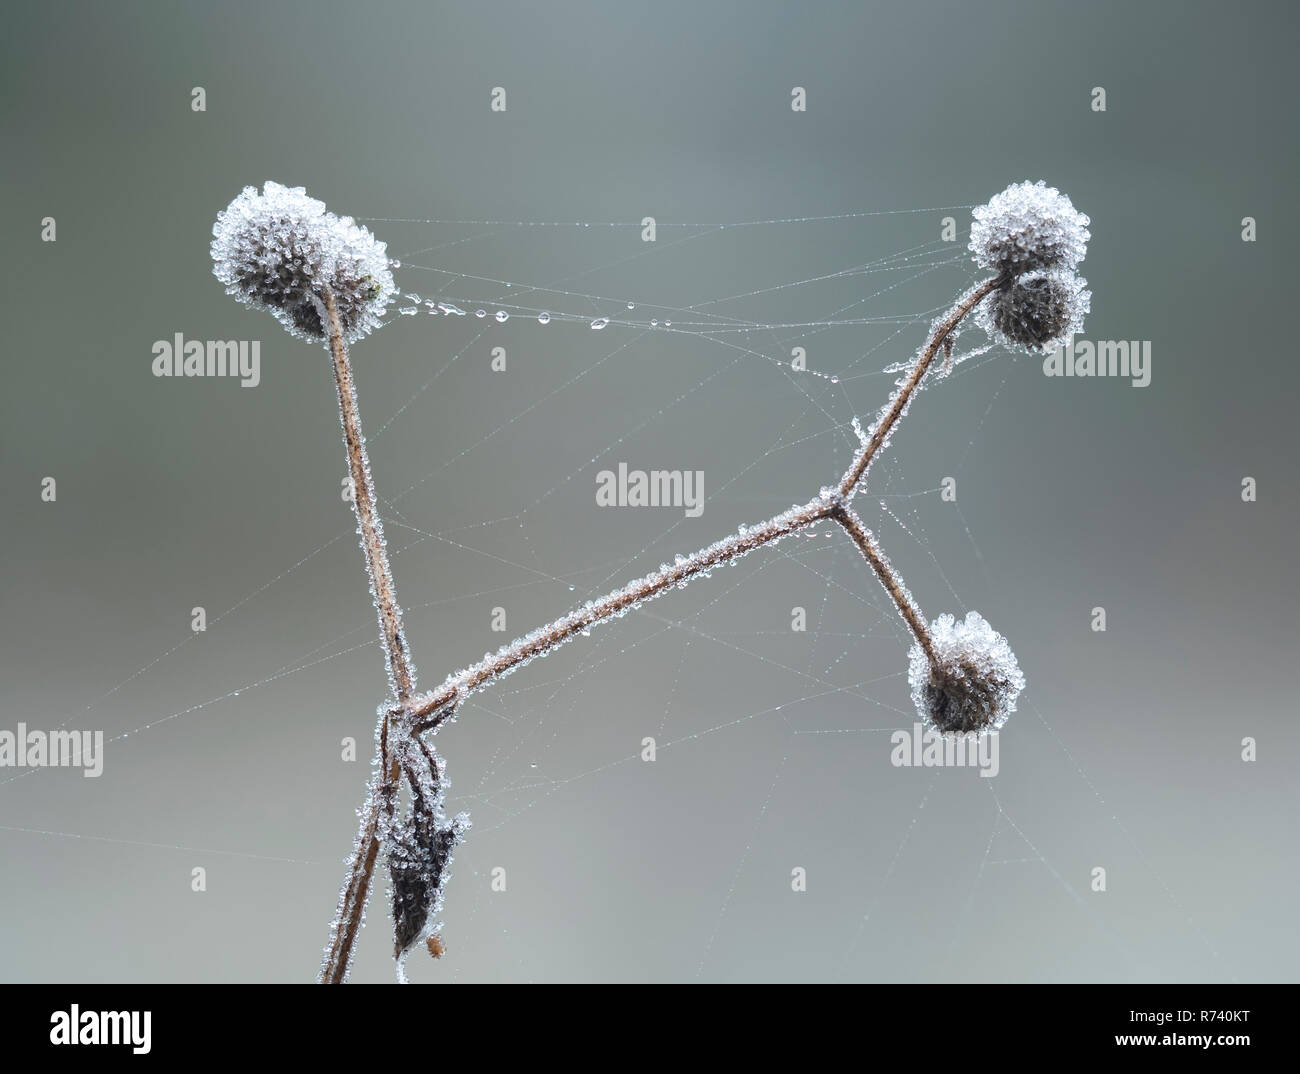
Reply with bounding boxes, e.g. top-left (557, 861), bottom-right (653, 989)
top-left (969, 180), bottom-right (1090, 275)
top-left (908, 611), bottom-right (1025, 735)
top-left (211, 181), bottom-right (394, 344)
